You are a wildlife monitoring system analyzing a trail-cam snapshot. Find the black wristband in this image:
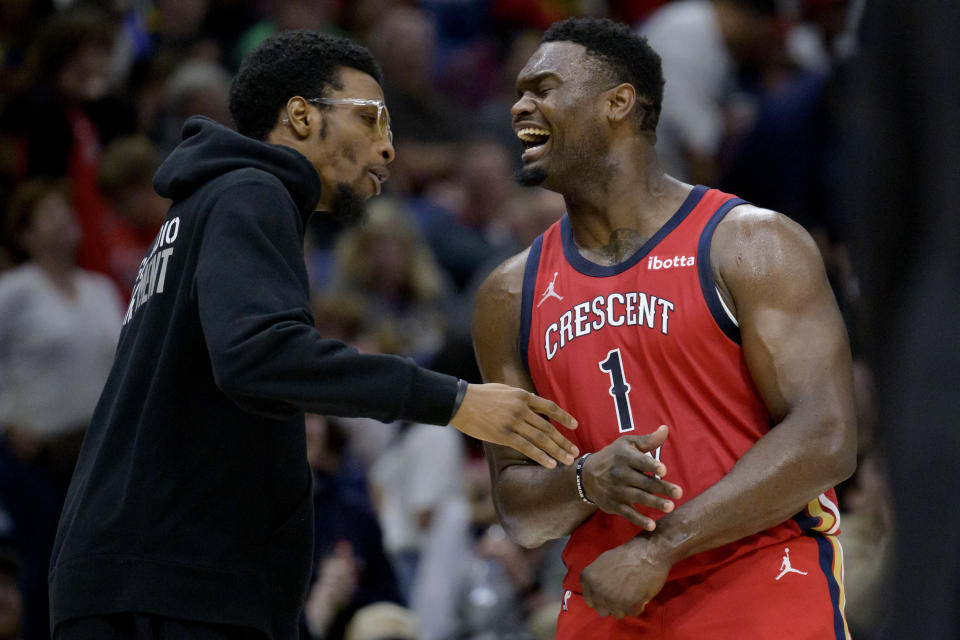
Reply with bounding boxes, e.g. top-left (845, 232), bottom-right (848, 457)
top-left (449, 379), bottom-right (469, 423)
top-left (575, 452), bottom-right (594, 504)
